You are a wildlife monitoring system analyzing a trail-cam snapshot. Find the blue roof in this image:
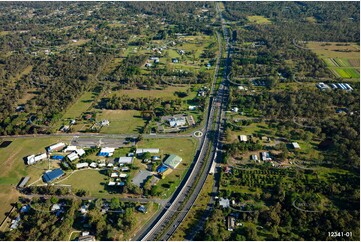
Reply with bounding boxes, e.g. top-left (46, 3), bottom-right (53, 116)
top-left (51, 155), bottom-right (64, 160)
top-left (157, 164), bottom-right (168, 173)
top-left (98, 152), bottom-right (109, 157)
top-left (43, 168), bottom-right (64, 183)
